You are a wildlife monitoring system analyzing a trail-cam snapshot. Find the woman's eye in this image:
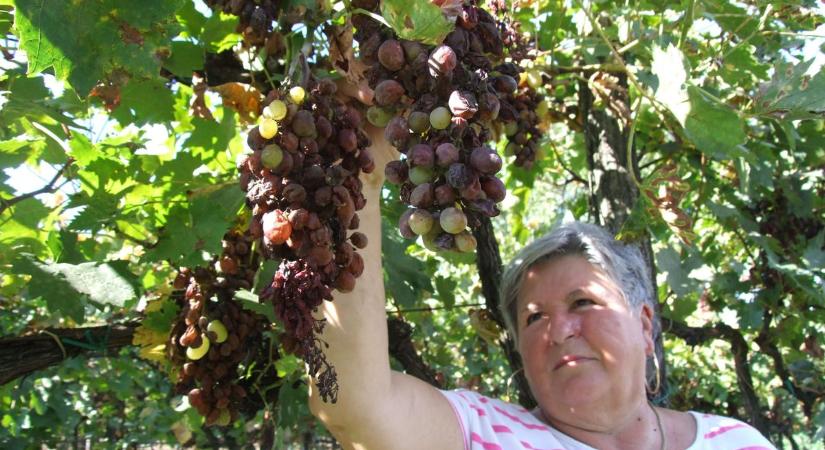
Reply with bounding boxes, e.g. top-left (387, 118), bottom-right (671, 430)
top-left (526, 312), bottom-right (543, 326)
top-left (573, 298), bottom-right (595, 308)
